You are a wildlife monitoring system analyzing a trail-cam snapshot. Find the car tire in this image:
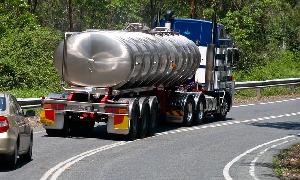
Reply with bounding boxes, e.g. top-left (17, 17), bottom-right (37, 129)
top-left (7, 141), bottom-right (18, 169)
top-left (21, 133), bottom-right (33, 161)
